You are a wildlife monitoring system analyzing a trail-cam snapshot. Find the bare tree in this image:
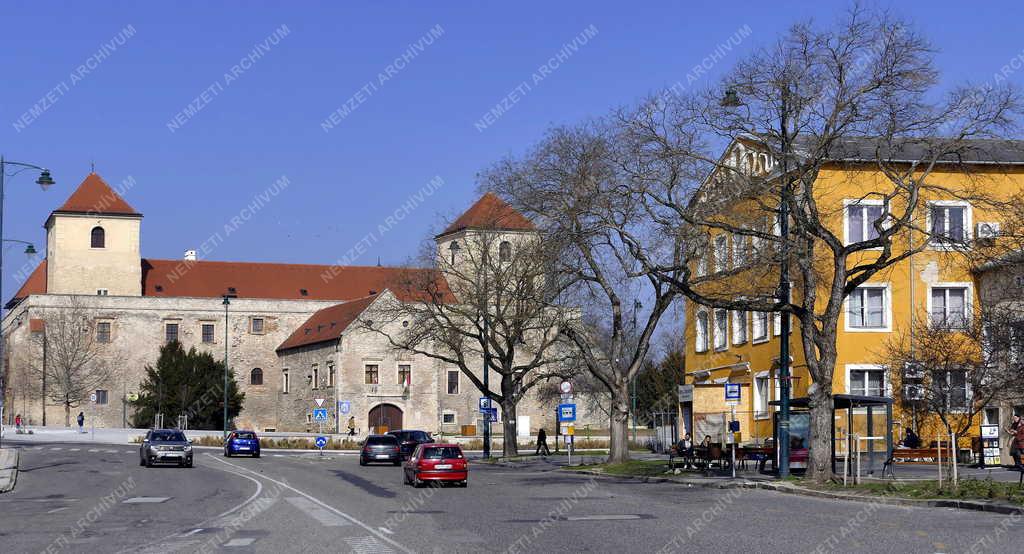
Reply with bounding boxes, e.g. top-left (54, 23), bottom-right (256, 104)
top-left (483, 122), bottom-right (681, 463)
top-left (614, 5), bottom-right (1022, 482)
top-left (884, 308), bottom-right (1024, 486)
top-left (365, 225), bottom-right (576, 457)
top-left (31, 300), bottom-right (118, 427)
